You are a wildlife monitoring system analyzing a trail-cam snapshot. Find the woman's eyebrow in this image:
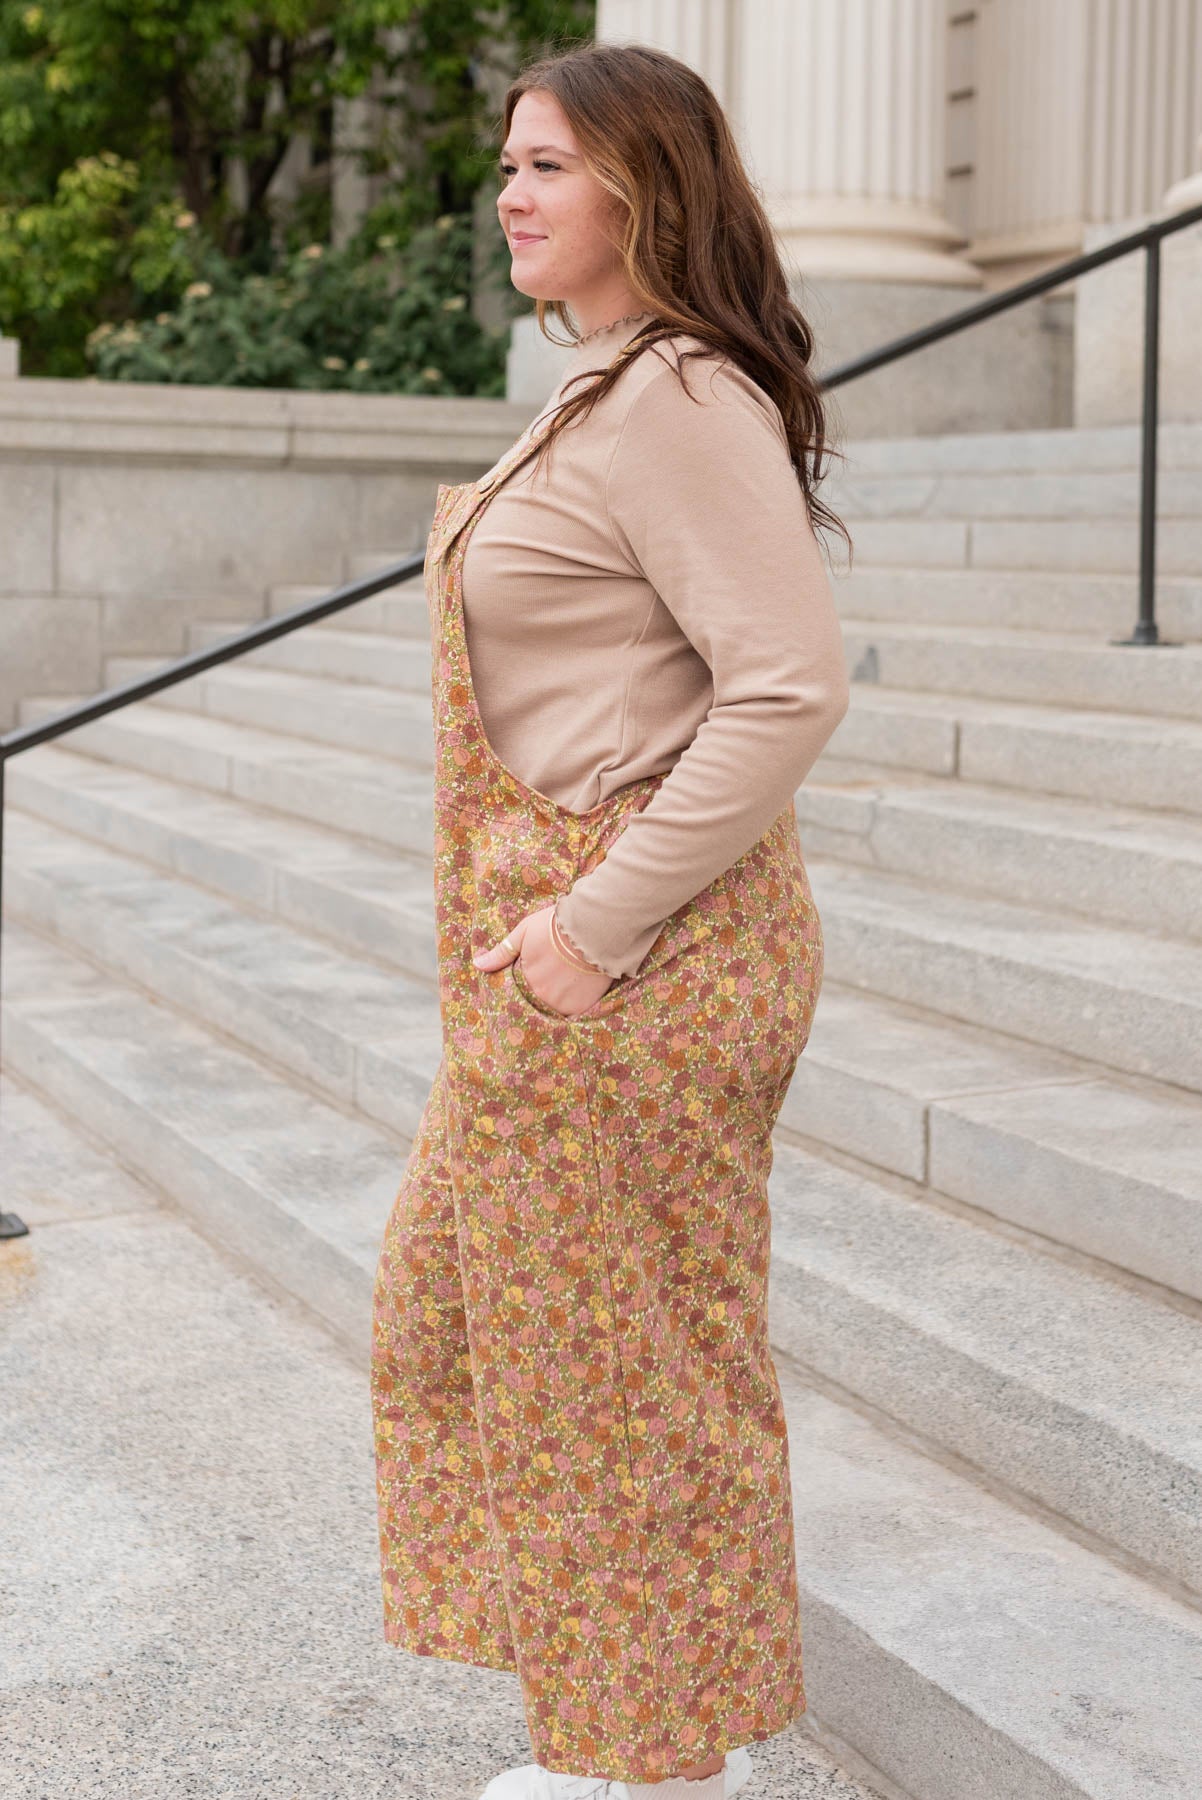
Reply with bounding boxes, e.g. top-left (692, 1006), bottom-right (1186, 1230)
top-left (498, 143), bottom-right (579, 160)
